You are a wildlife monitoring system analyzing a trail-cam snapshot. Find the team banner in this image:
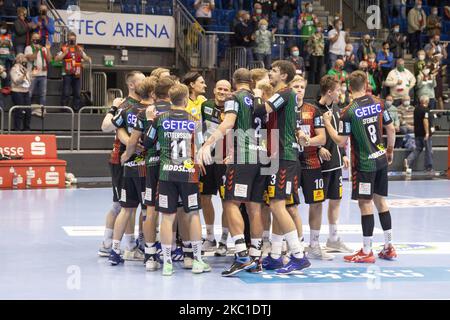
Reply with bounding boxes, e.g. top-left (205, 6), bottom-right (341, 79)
top-left (56, 9), bottom-right (175, 48)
